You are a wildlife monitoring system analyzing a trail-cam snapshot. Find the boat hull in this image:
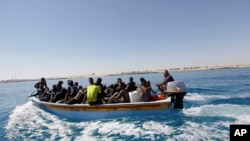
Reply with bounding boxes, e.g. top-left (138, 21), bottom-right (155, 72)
top-left (30, 96), bottom-right (172, 121)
